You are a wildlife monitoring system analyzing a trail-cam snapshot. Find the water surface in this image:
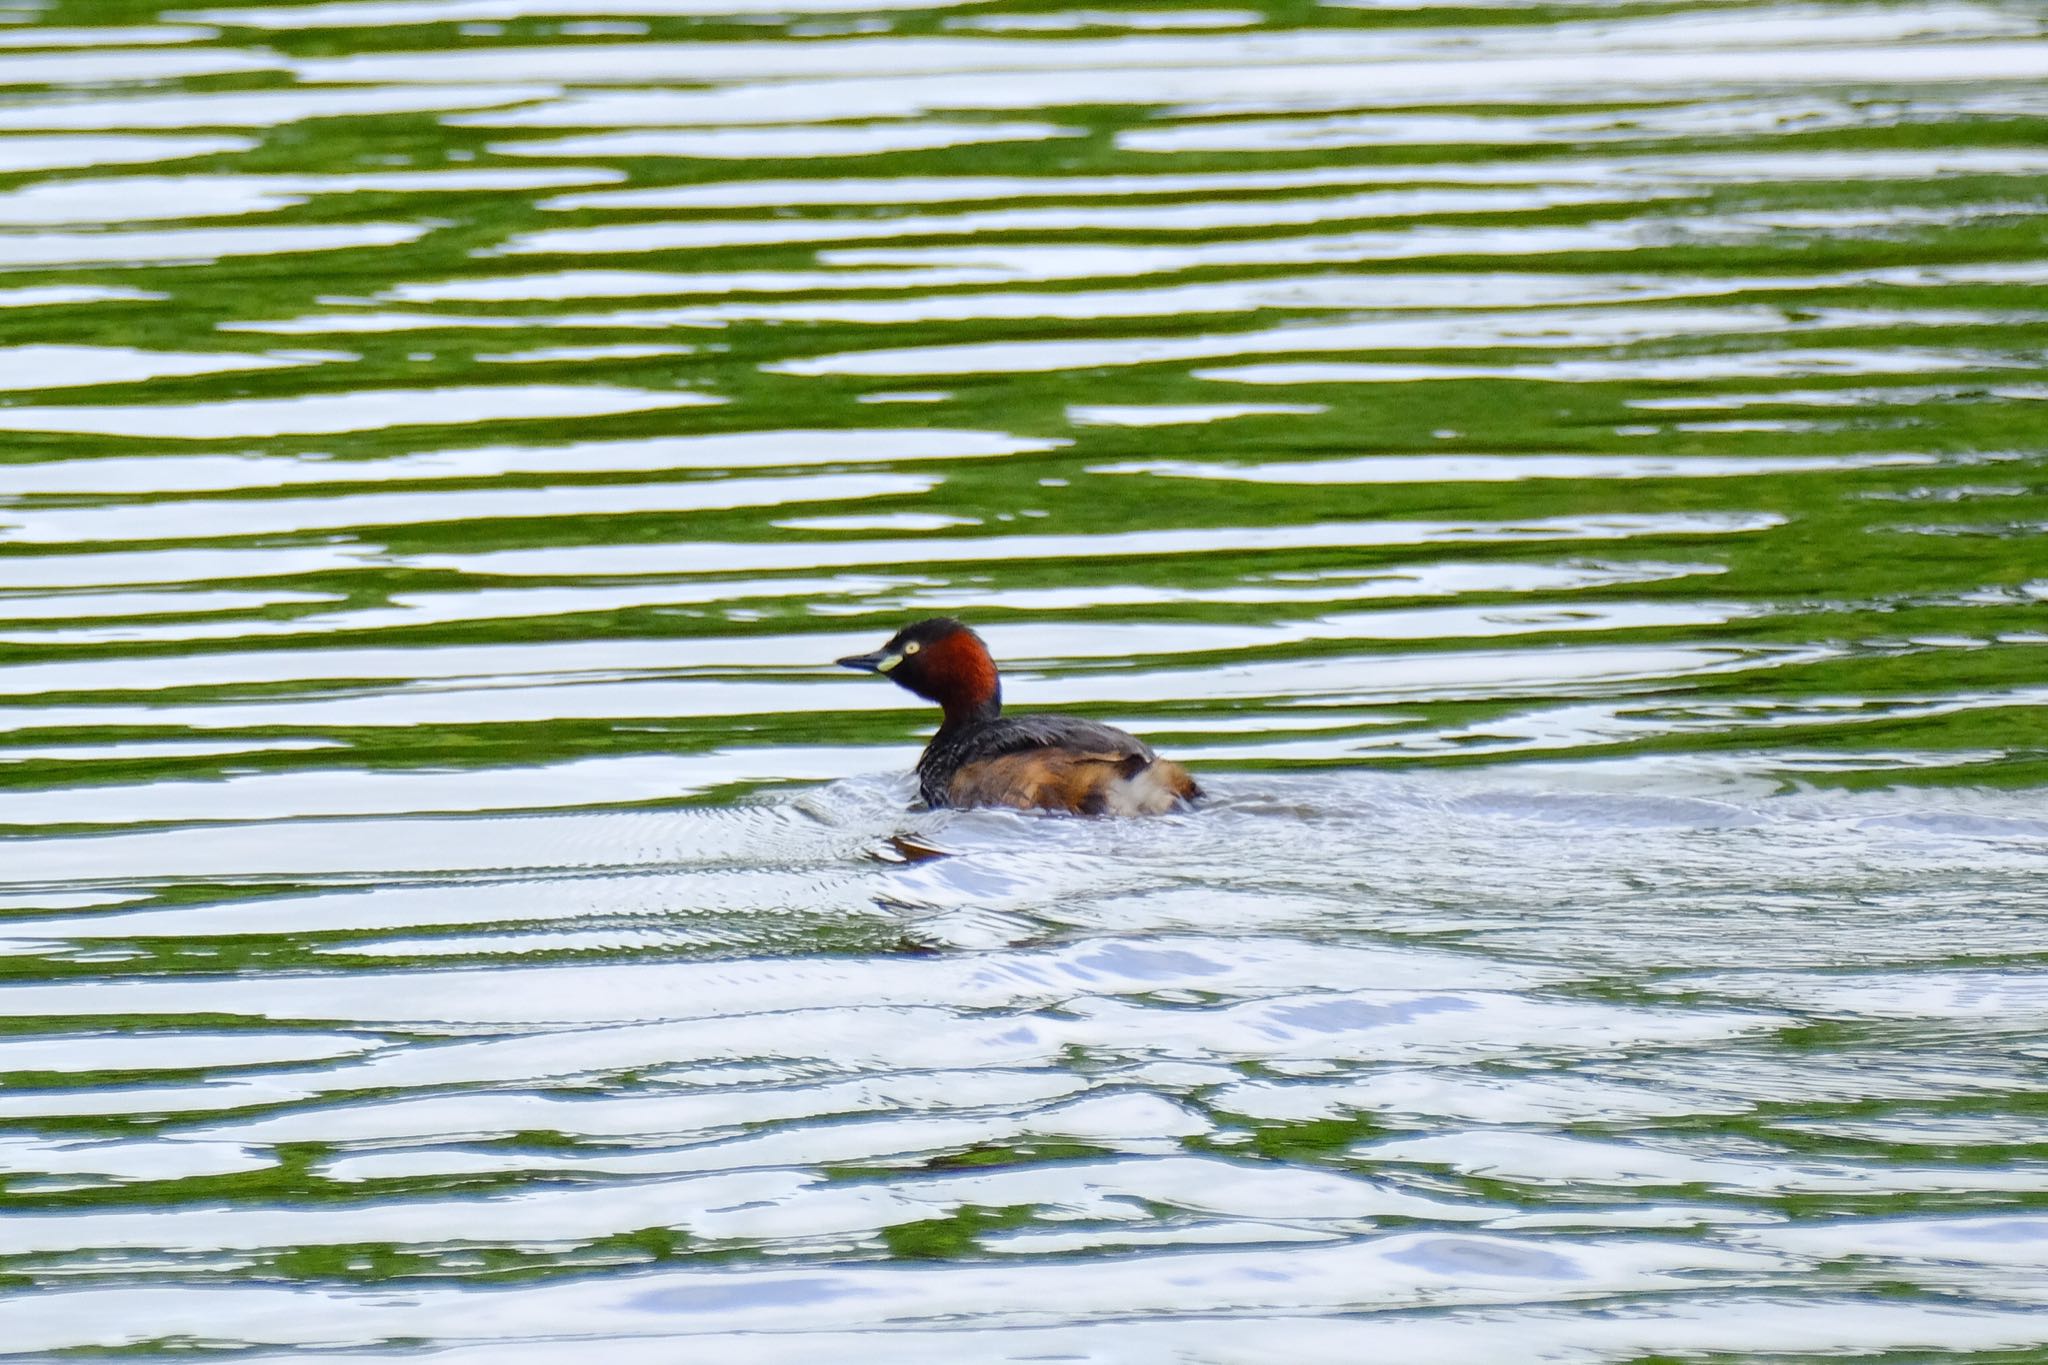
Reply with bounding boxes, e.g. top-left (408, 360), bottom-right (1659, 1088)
top-left (1, 0), bottom-right (2046, 1358)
